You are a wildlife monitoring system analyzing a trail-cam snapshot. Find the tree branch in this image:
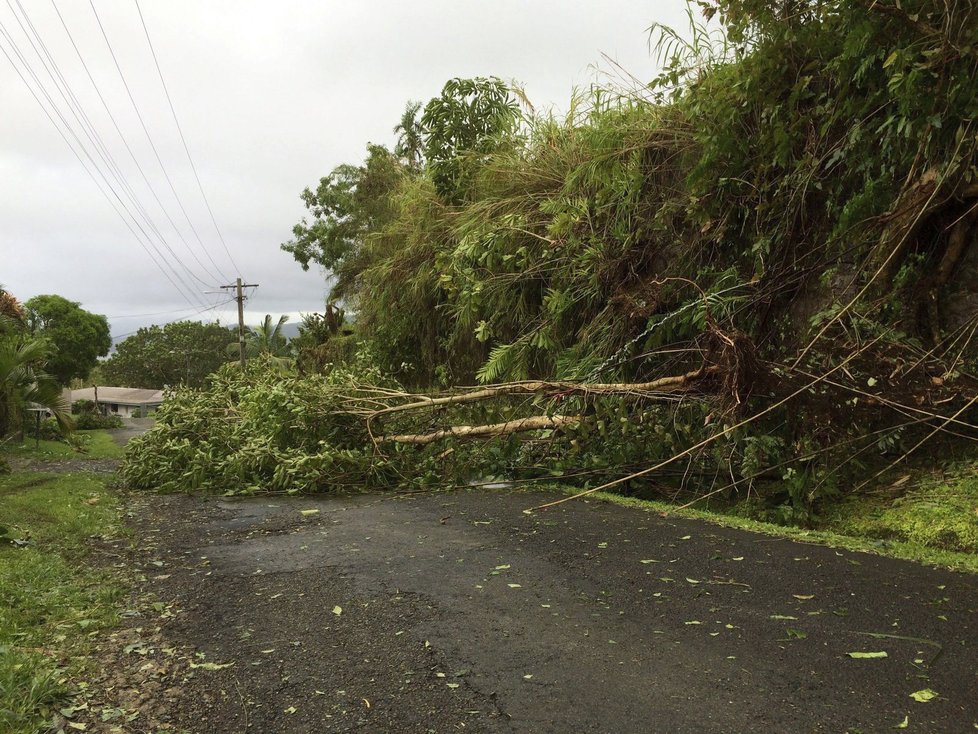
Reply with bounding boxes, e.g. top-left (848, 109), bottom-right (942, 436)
top-left (384, 414), bottom-right (581, 445)
top-left (368, 366), bottom-right (720, 420)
